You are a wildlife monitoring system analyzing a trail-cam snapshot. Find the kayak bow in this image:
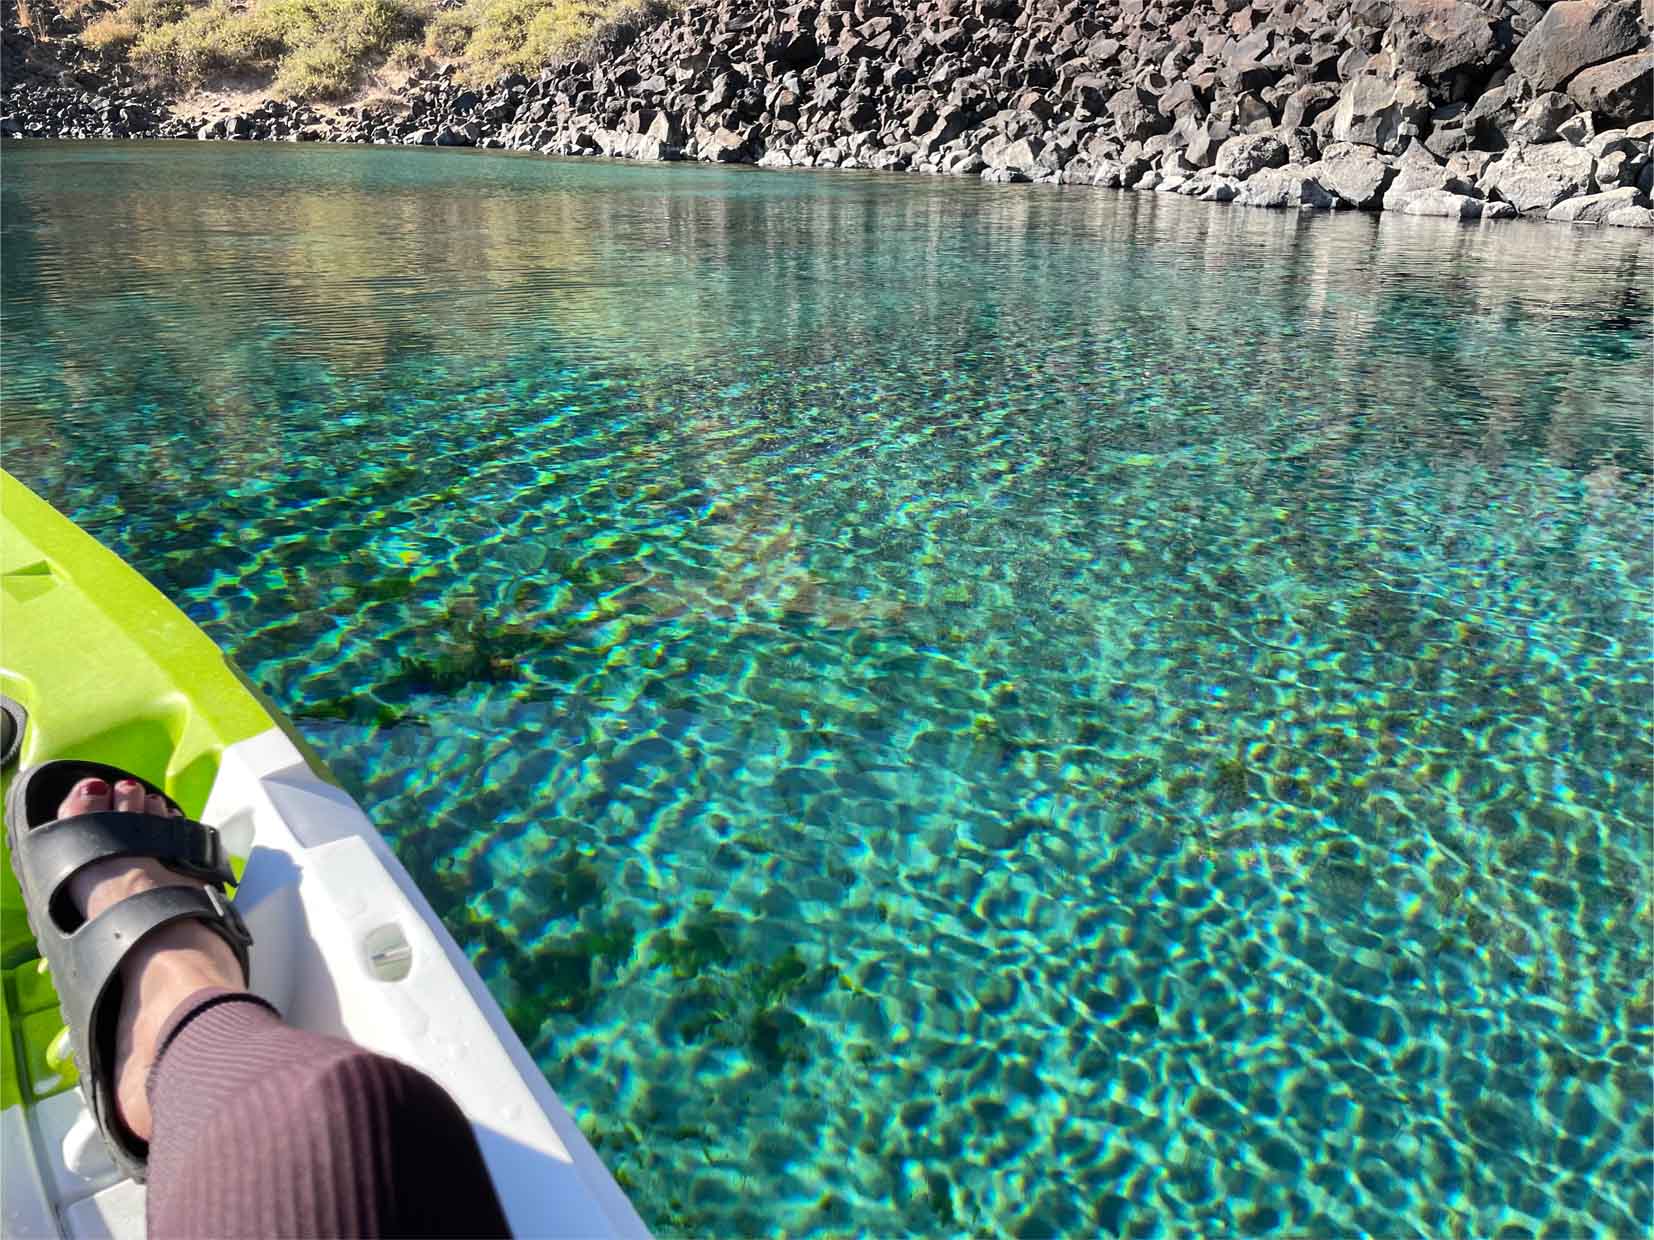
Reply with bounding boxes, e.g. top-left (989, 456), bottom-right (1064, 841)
top-left (0, 470), bottom-right (646, 1239)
